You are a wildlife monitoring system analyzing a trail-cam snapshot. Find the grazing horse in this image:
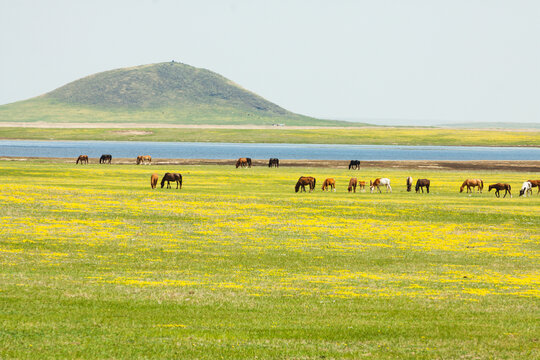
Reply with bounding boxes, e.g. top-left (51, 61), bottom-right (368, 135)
top-left (236, 158), bottom-right (250, 168)
top-left (161, 173), bottom-right (182, 189)
top-left (527, 179), bottom-right (540, 194)
top-left (460, 179), bottom-right (483, 193)
top-left (150, 174), bottom-right (159, 189)
top-left (349, 160), bottom-right (360, 170)
top-left (406, 176), bottom-right (413, 192)
top-left (76, 155), bottom-right (88, 164)
top-left (415, 179), bottom-right (430, 193)
top-left (268, 158), bottom-right (279, 168)
top-left (321, 178), bottom-right (336, 191)
top-left (137, 155), bottom-right (152, 165)
top-left (348, 178), bottom-right (358, 193)
top-left (520, 181), bottom-right (533, 197)
top-left (488, 183), bottom-right (511, 198)
top-left (99, 154), bottom-right (112, 164)
top-left (358, 181), bottom-right (366, 191)
top-left (295, 176), bottom-right (316, 193)
top-left (370, 178), bottom-right (392, 193)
